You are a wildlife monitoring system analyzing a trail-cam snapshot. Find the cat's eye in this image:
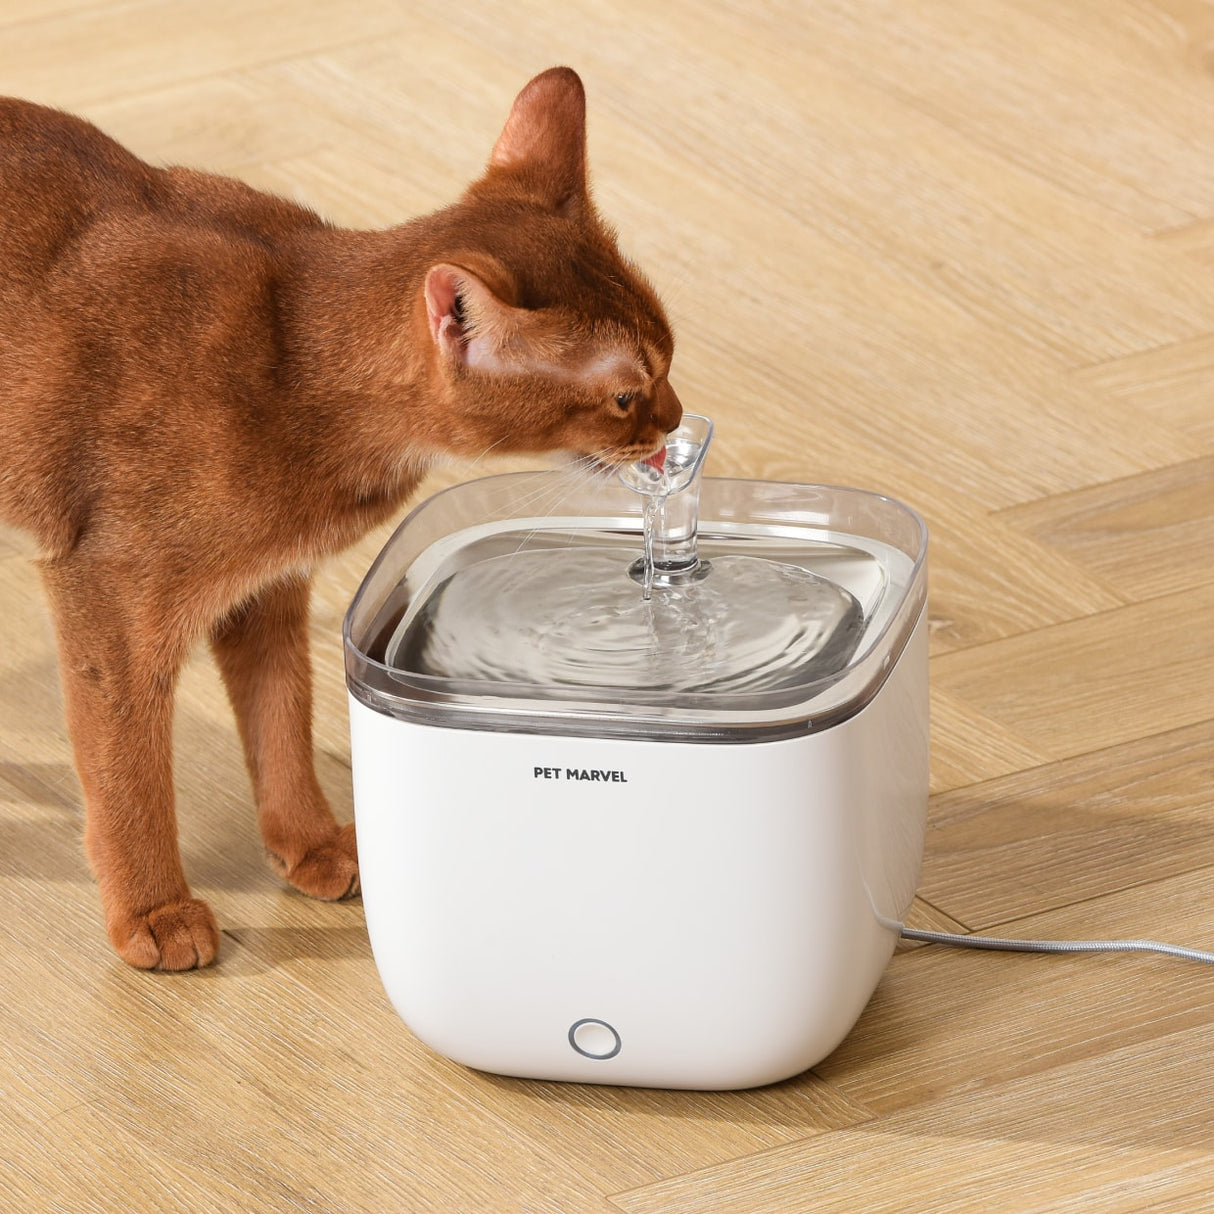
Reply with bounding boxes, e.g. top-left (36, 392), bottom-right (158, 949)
top-left (614, 392), bottom-right (635, 411)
